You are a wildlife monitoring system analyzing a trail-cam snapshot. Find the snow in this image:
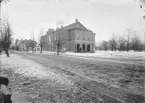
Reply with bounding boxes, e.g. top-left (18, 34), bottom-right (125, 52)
top-left (37, 50), bottom-right (145, 59)
top-left (0, 54), bottom-right (73, 86)
top-left (65, 51), bottom-right (145, 59)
